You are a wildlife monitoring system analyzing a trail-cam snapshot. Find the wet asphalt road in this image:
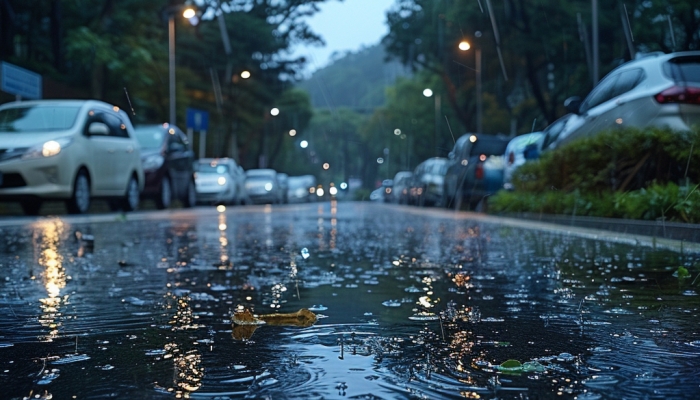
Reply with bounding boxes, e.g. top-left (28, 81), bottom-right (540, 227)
top-left (1, 201), bottom-right (699, 399)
